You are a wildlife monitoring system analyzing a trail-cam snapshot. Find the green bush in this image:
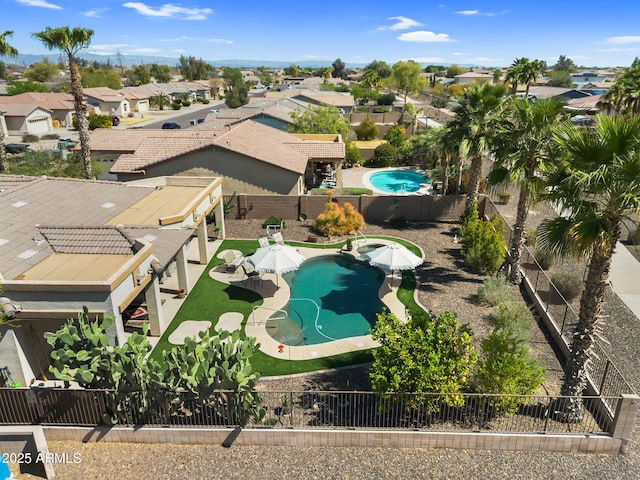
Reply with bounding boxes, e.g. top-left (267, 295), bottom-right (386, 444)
top-left (181, 99), bottom-right (191, 107)
top-left (22, 133), bottom-right (39, 143)
top-left (171, 102), bottom-right (182, 110)
top-left (202, 98), bottom-right (210, 104)
top-left (377, 93), bottom-right (396, 105)
top-left (474, 323), bottom-right (546, 414)
top-left (477, 275), bottom-right (512, 306)
top-left (41, 133), bottom-right (60, 140)
top-left (497, 192), bottom-right (511, 205)
top-left (372, 106), bottom-right (390, 113)
top-left (551, 272), bottom-right (583, 301)
top-left (460, 202), bottom-right (506, 273)
top-left (389, 216), bottom-right (408, 229)
top-left (491, 303), bottom-right (535, 341)
top-left (355, 117), bottom-right (379, 140)
top-left (628, 224), bottom-right (640, 244)
top-left (355, 106), bottom-right (369, 113)
top-left (534, 248), bottom-right (555, 270)
top-left (262, 215), bottom-right (285, 229)
top-left (371, 143), bottom-right (396, 167)
top-left (524, 229), bottom-right (538, 247)
top-left (345, 141), bottom-right (362, 166)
